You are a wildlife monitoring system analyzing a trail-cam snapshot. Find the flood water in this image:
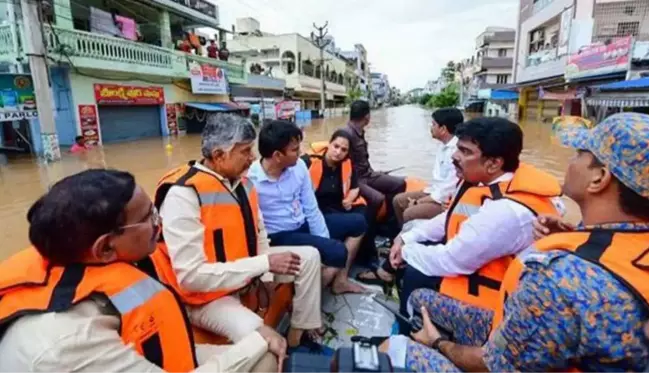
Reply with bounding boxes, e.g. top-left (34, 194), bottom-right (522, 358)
top-left (0, 105), bottom-right (579, 260)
